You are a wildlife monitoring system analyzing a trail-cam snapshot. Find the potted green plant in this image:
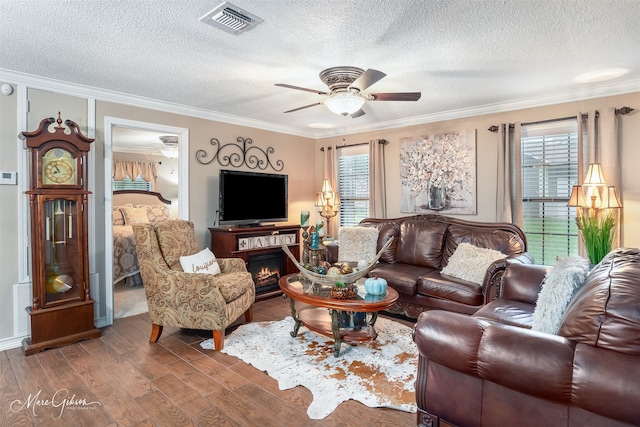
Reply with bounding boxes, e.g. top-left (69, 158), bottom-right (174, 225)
top-left (577, 211), bottom-right (616, 265)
